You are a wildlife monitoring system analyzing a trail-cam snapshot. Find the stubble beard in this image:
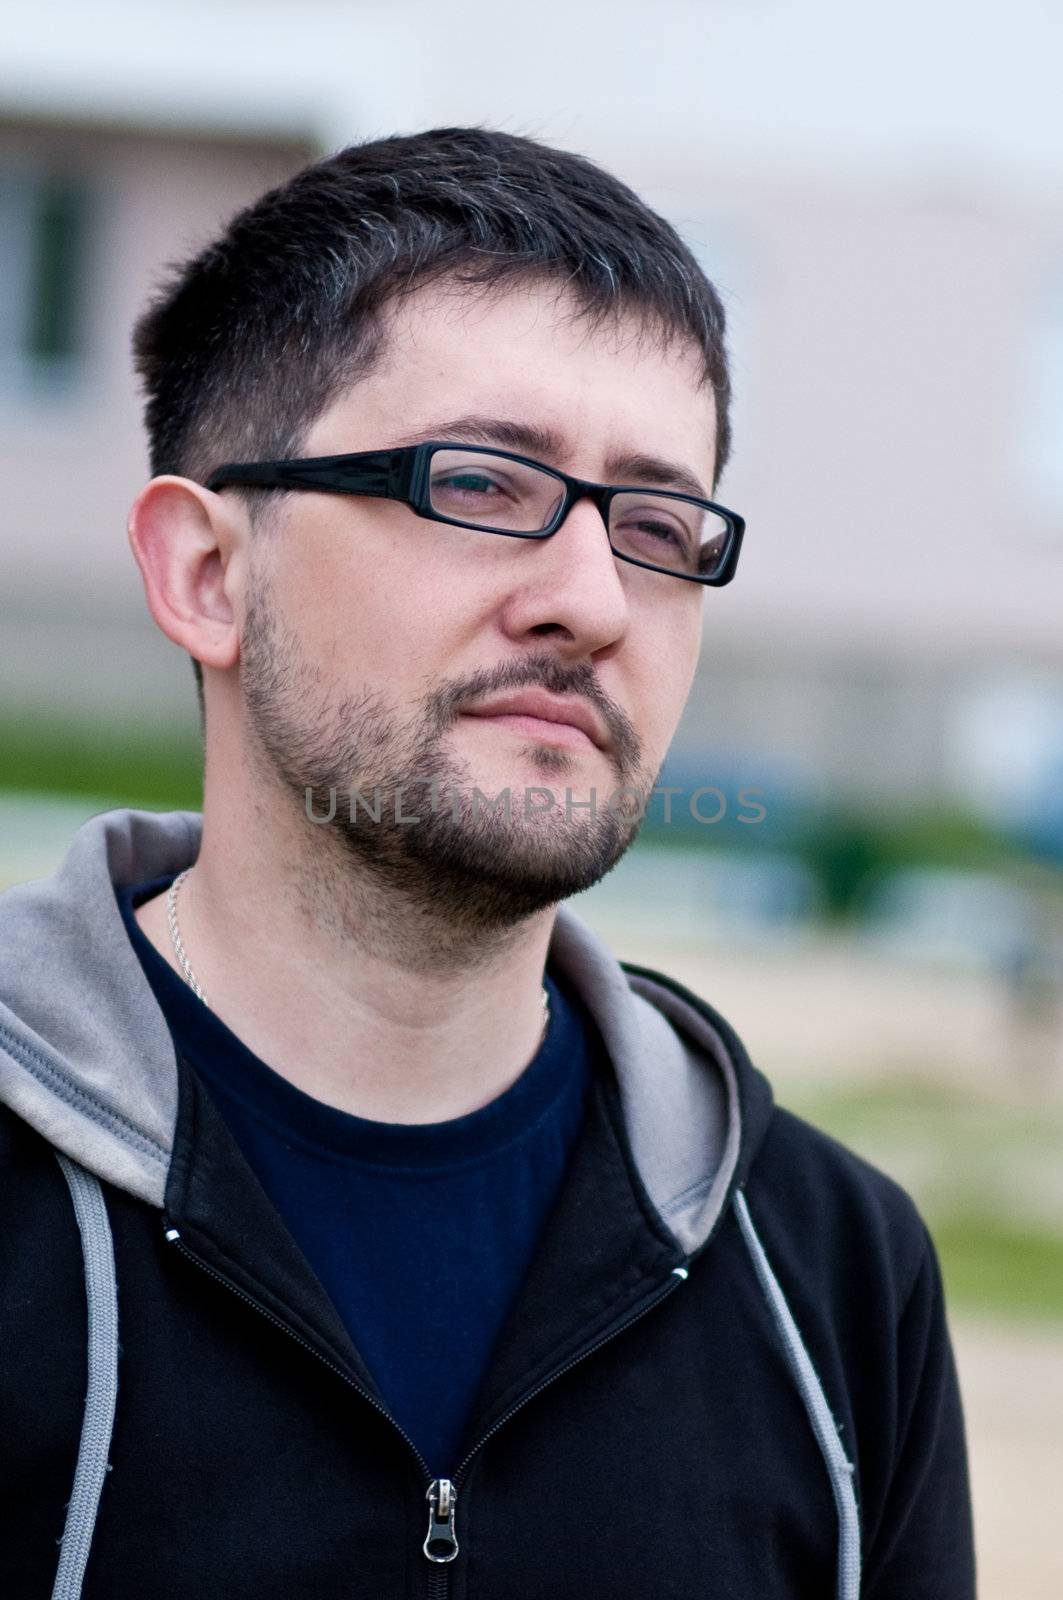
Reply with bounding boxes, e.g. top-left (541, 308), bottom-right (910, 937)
top-left (239, 572), bottom-right (653, 935)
